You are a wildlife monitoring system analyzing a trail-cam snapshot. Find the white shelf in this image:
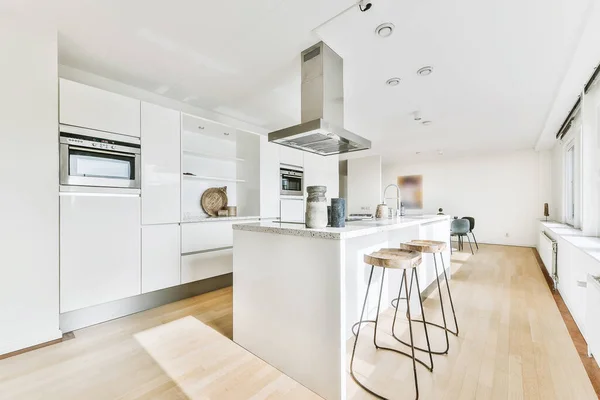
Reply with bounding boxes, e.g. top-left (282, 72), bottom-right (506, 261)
top-left (183, 150), bottom-right (244, 162)
top-left (183, 174), bottom-right (246, 183)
